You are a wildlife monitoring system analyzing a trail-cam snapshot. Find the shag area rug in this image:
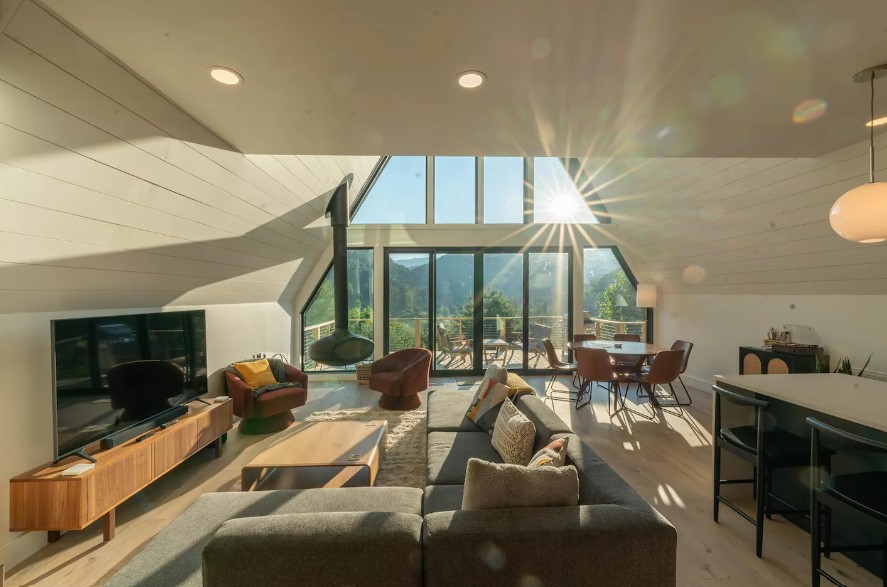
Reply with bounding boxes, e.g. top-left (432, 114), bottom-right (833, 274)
top-left (304, 408), bottom-right (427, 488)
